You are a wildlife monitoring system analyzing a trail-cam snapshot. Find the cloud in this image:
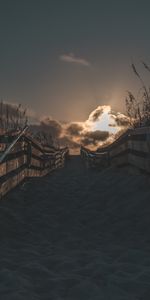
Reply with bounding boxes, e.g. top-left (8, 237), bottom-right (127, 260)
top-left (59, 53), bottom-right (91, 67)
top-left (91, 107), bottom-right (104, 122)
top-left (86, 105), bottom-right (129, 135)
top-left (66, 123), bottom-right (84, 136)
top-left (115, 115), bottom-right (130, 127)
top-left (59, 136), bottom-right (80, 149)
top-left (29, 117), bottom-right (63, 146)
top-left (110, 112), bottom-right (130, 127)
top-left (29, 105), bottom-right (129, 152)
top-left (40, 118), bottom-right (62, 138)
top-left (81, 130), bottom-right (109, 146)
